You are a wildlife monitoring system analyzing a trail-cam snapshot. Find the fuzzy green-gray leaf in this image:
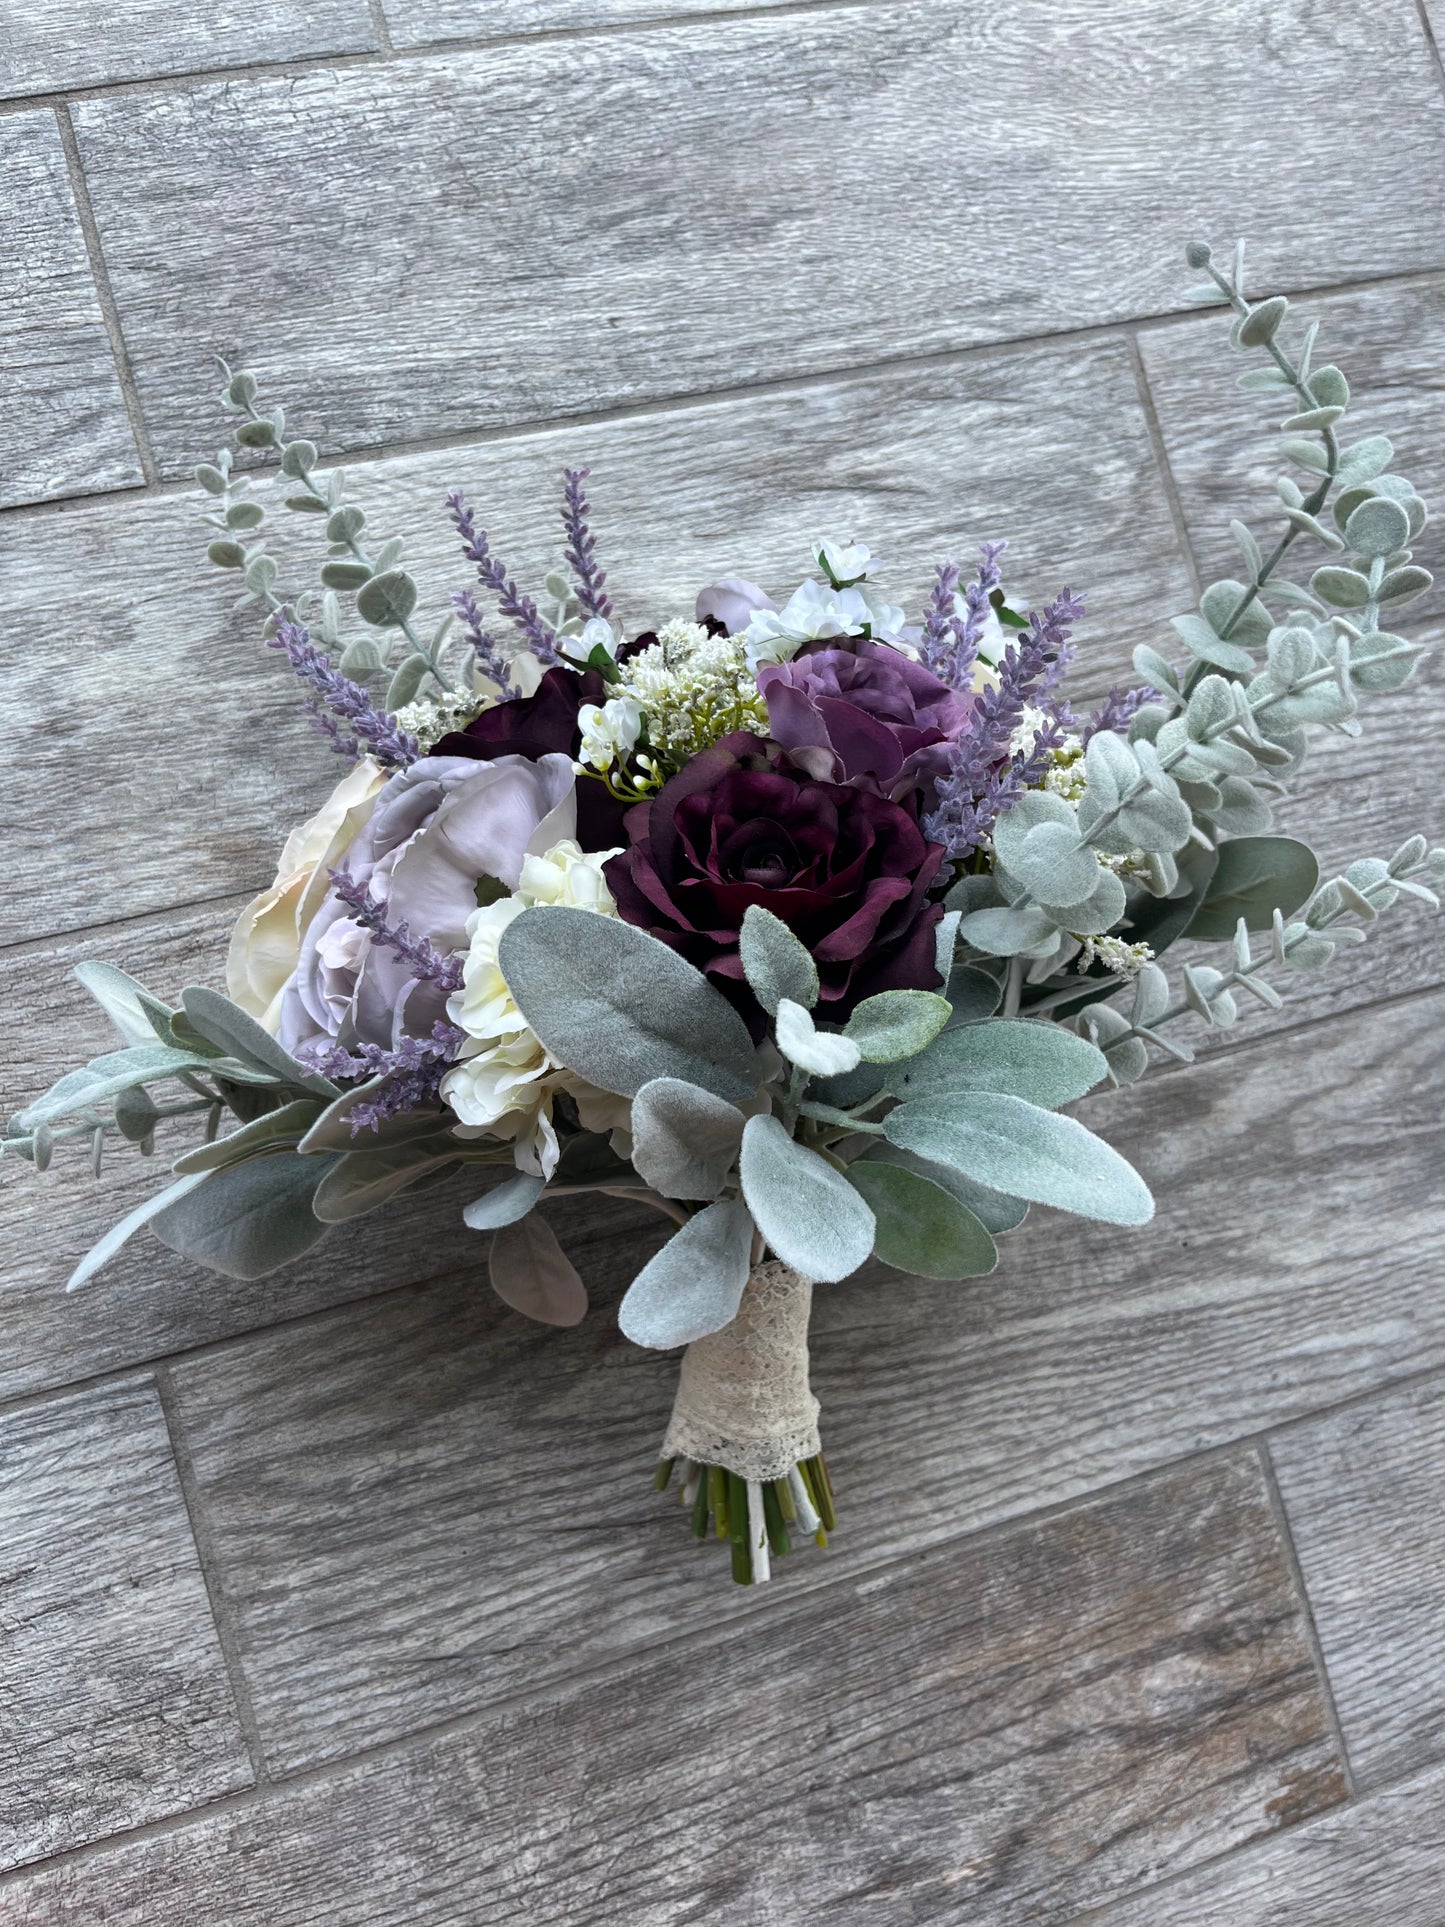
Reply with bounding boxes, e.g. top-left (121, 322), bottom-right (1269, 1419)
top-left (462, 1171), bottom-right (546, 1230)
top-left (618, 1198), bottom-right (754, 1348)
top-left (1186, 836), bottom-right (1319, 942)
top-left (738, 905), bottom-right (818, 1015)
top-left (630, 1077), bottom-right (745, 1200)
top-left (844, 991), bottom-right (951, 1063)
top-left (181, 987), bottom-right (339, 1097)
top-left (845, 1160), bottom-right (997, 1279)
top-left (173, 1099), bottom-right (323, 1174)
top-left (150, 1152), bottom-right (339, 1278)
top-left (887, 1018), bottom-right (1107, 1108)
top-left (739, 1114), bottom-right (875, 1282)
